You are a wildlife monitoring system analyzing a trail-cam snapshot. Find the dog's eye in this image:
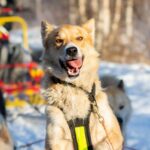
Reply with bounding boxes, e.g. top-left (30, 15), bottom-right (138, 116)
top-left (55, 39), bottom-right (64, 47)
top-left (76, 36), bottom-right (83, 41)
top-left (56, 39), bottom-right (63, 44)
top-left (119, 105), bottom-right (124, 110)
